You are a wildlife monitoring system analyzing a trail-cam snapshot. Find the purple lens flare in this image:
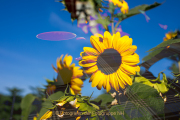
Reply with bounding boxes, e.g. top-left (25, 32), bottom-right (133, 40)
top-left (76, 37), bottom-right (86, 40)
top-left (36, 31), bottom-right (77, 41)
top-left (139, 10), bottom-right (150, 22)
top-left (116, 25), bottom-right (130, 36)
top-left (159, 23), bottom-right (167, 30)
top-left (75, 57), bottom-right (82, 61)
